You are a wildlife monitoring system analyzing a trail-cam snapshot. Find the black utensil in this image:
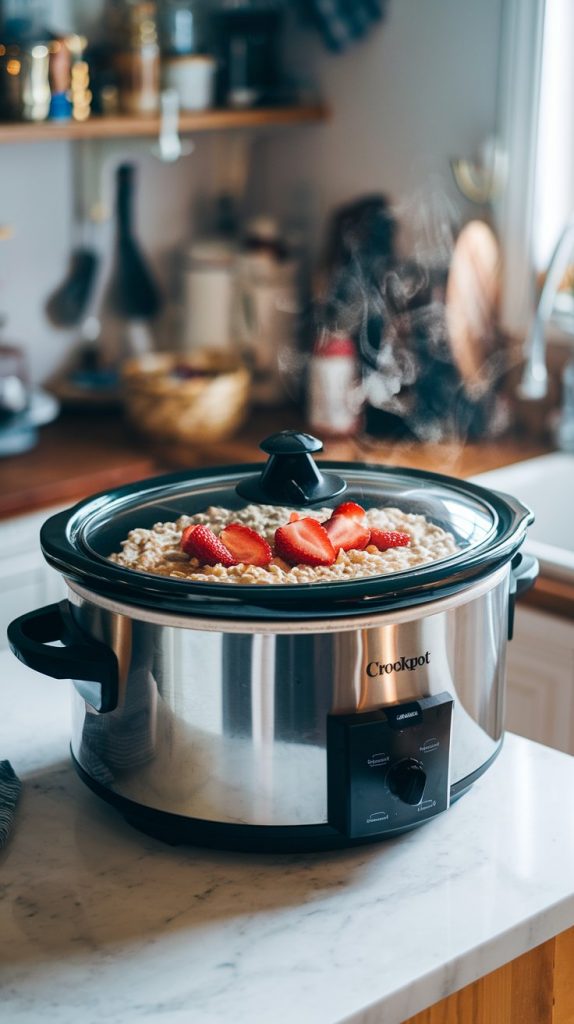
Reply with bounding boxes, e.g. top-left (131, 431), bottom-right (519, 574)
top-left (45, 248), bottom-right (98, 327)
top-left (45, 141), bottom-right (99, 328)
